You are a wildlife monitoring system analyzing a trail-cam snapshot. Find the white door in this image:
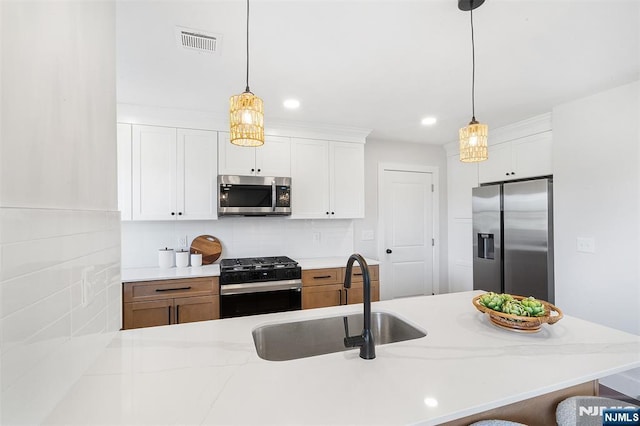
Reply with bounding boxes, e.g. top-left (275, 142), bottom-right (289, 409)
top-left (256, 135), bottom-right (291, 177)
top-left (291, 138), bottom-right (330, 219)
top-left (381, 169), bottom-right (434, 298)
top-left (177, 129), bottom-right (218, 220)
top-left (218, 132), bottom-right (256, 176)
top-left (132, 125), bottom-right (177, 221)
